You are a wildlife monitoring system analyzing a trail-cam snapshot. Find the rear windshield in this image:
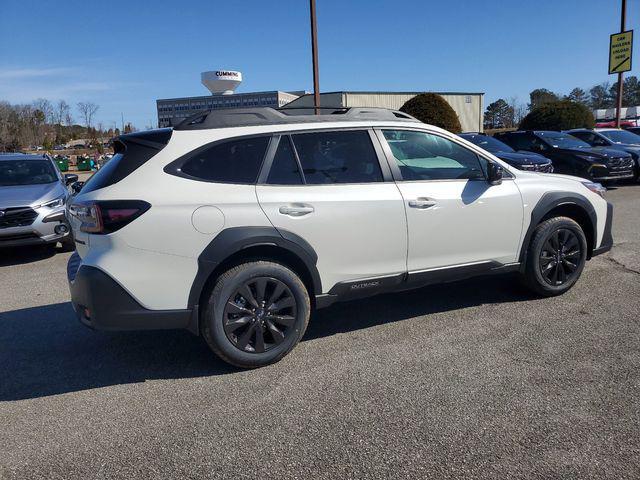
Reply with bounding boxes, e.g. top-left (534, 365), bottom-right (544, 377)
top-left (0, 160), bottom-right (57, 186)
top-left (599, 129), bottom-right (640, 144)
top-left (461, 134), bottom-right (515, 153)
top-left (80, 129), bottom-right (172, 194)
top-left (80, 153), bottom-right (124, 193)
top-left (537, 132), bottom-right (590, 149)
